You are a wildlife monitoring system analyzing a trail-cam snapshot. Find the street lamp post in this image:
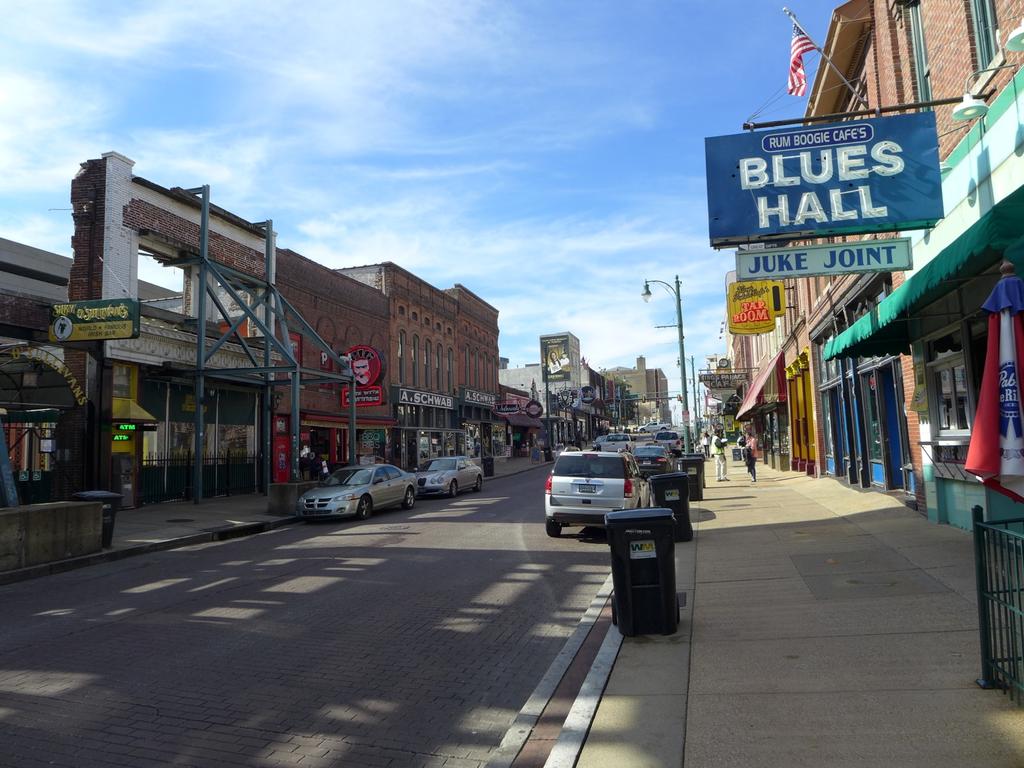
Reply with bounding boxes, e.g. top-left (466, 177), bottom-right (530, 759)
top-left (642, 275), bottom-right (692, 453)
